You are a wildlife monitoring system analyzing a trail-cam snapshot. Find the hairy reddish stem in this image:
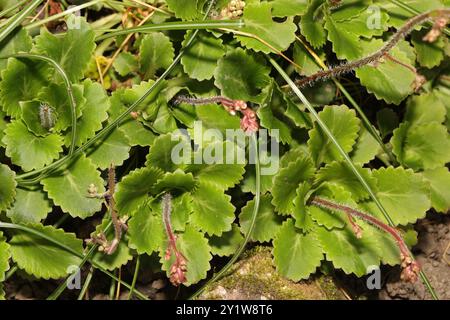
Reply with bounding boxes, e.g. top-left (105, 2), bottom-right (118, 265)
top-left (310, 196), bottom-right (420, 282)
top-left (162, 193), bottom-right (187, 286)
top-left (296, 9), bottom-right (450, 87)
